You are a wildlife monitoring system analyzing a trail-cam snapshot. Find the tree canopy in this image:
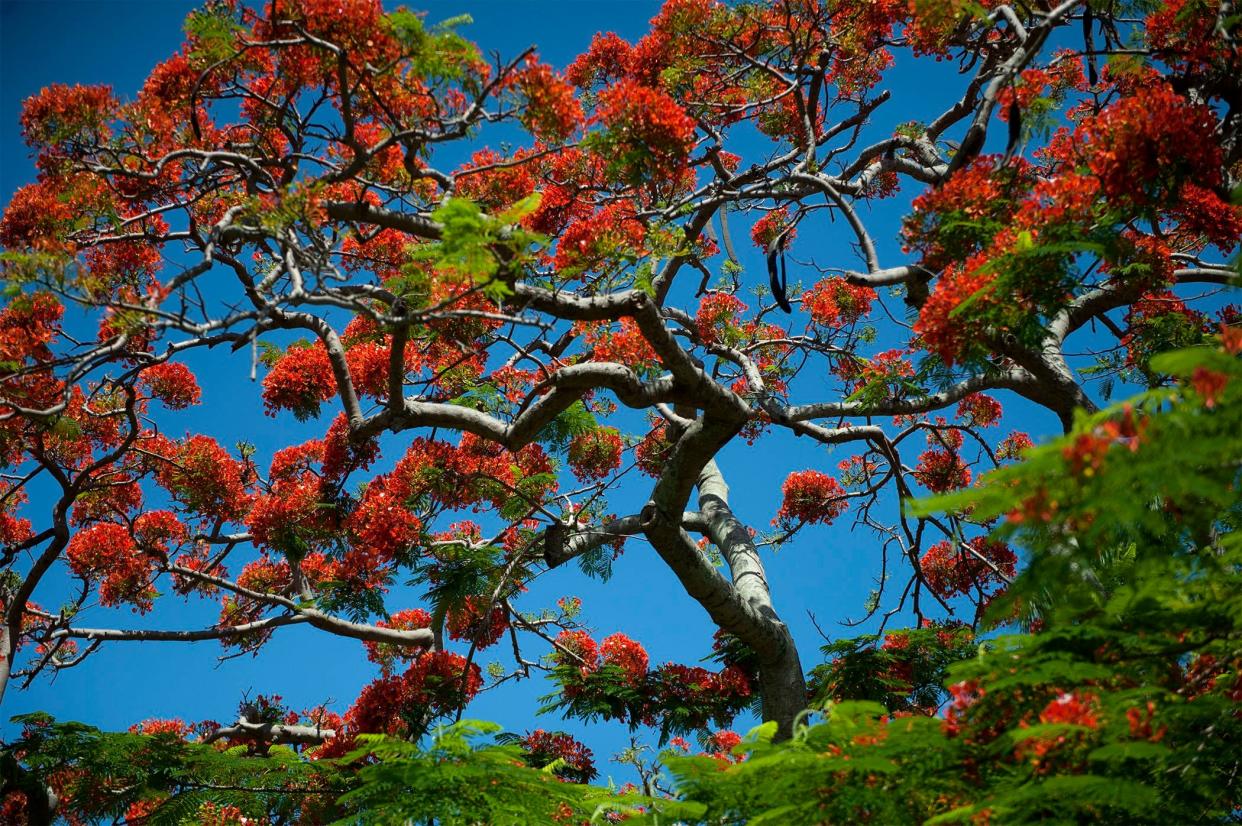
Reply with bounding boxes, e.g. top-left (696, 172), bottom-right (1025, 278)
top-left (0, 0), bottom-right (1238, 822)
